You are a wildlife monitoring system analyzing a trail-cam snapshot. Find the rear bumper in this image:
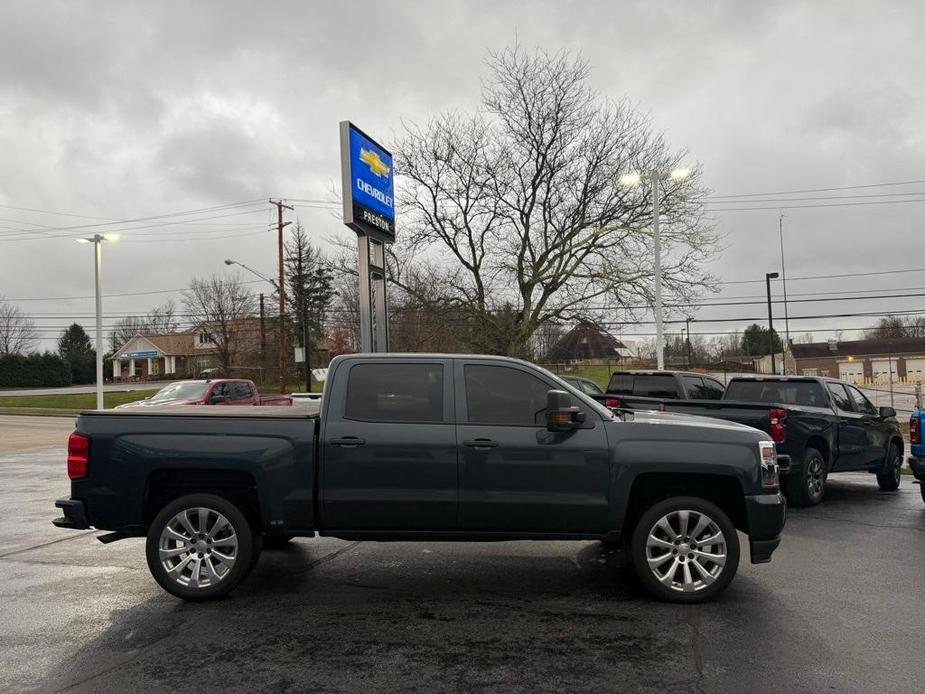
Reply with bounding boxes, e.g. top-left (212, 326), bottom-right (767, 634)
top-left (745, 492), bottom-right (787, 564)
top-left (909, 456), bottom-right (925, 481)
top-left (52, 499), bottom-right (90, 530)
